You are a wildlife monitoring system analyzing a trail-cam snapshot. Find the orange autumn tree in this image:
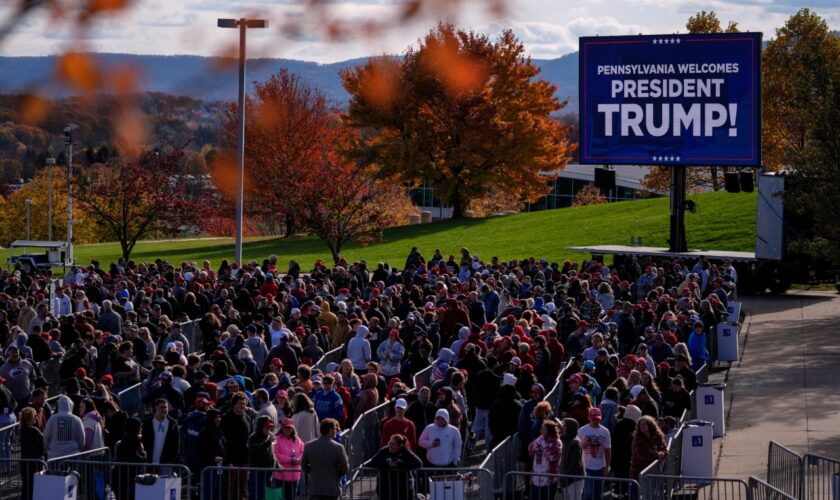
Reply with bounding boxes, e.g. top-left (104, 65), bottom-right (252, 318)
top-left (342, 24), bottom-right (574, 218)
